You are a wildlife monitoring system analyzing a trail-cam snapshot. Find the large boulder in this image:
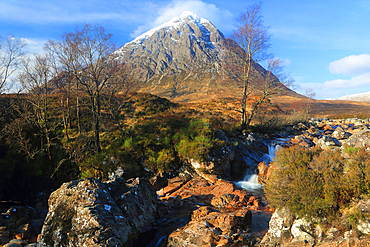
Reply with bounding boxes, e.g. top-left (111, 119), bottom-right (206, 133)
top-left (314, 135), bottom-right (341, 148)
top-left (38, 177), bottom-right (157, 247)
top-left (331, 126), bottom-right (350, 140)
top-left (190, 144), bottom-right (234, 176)
top-left (345, 130), bottom-right (370, 147)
